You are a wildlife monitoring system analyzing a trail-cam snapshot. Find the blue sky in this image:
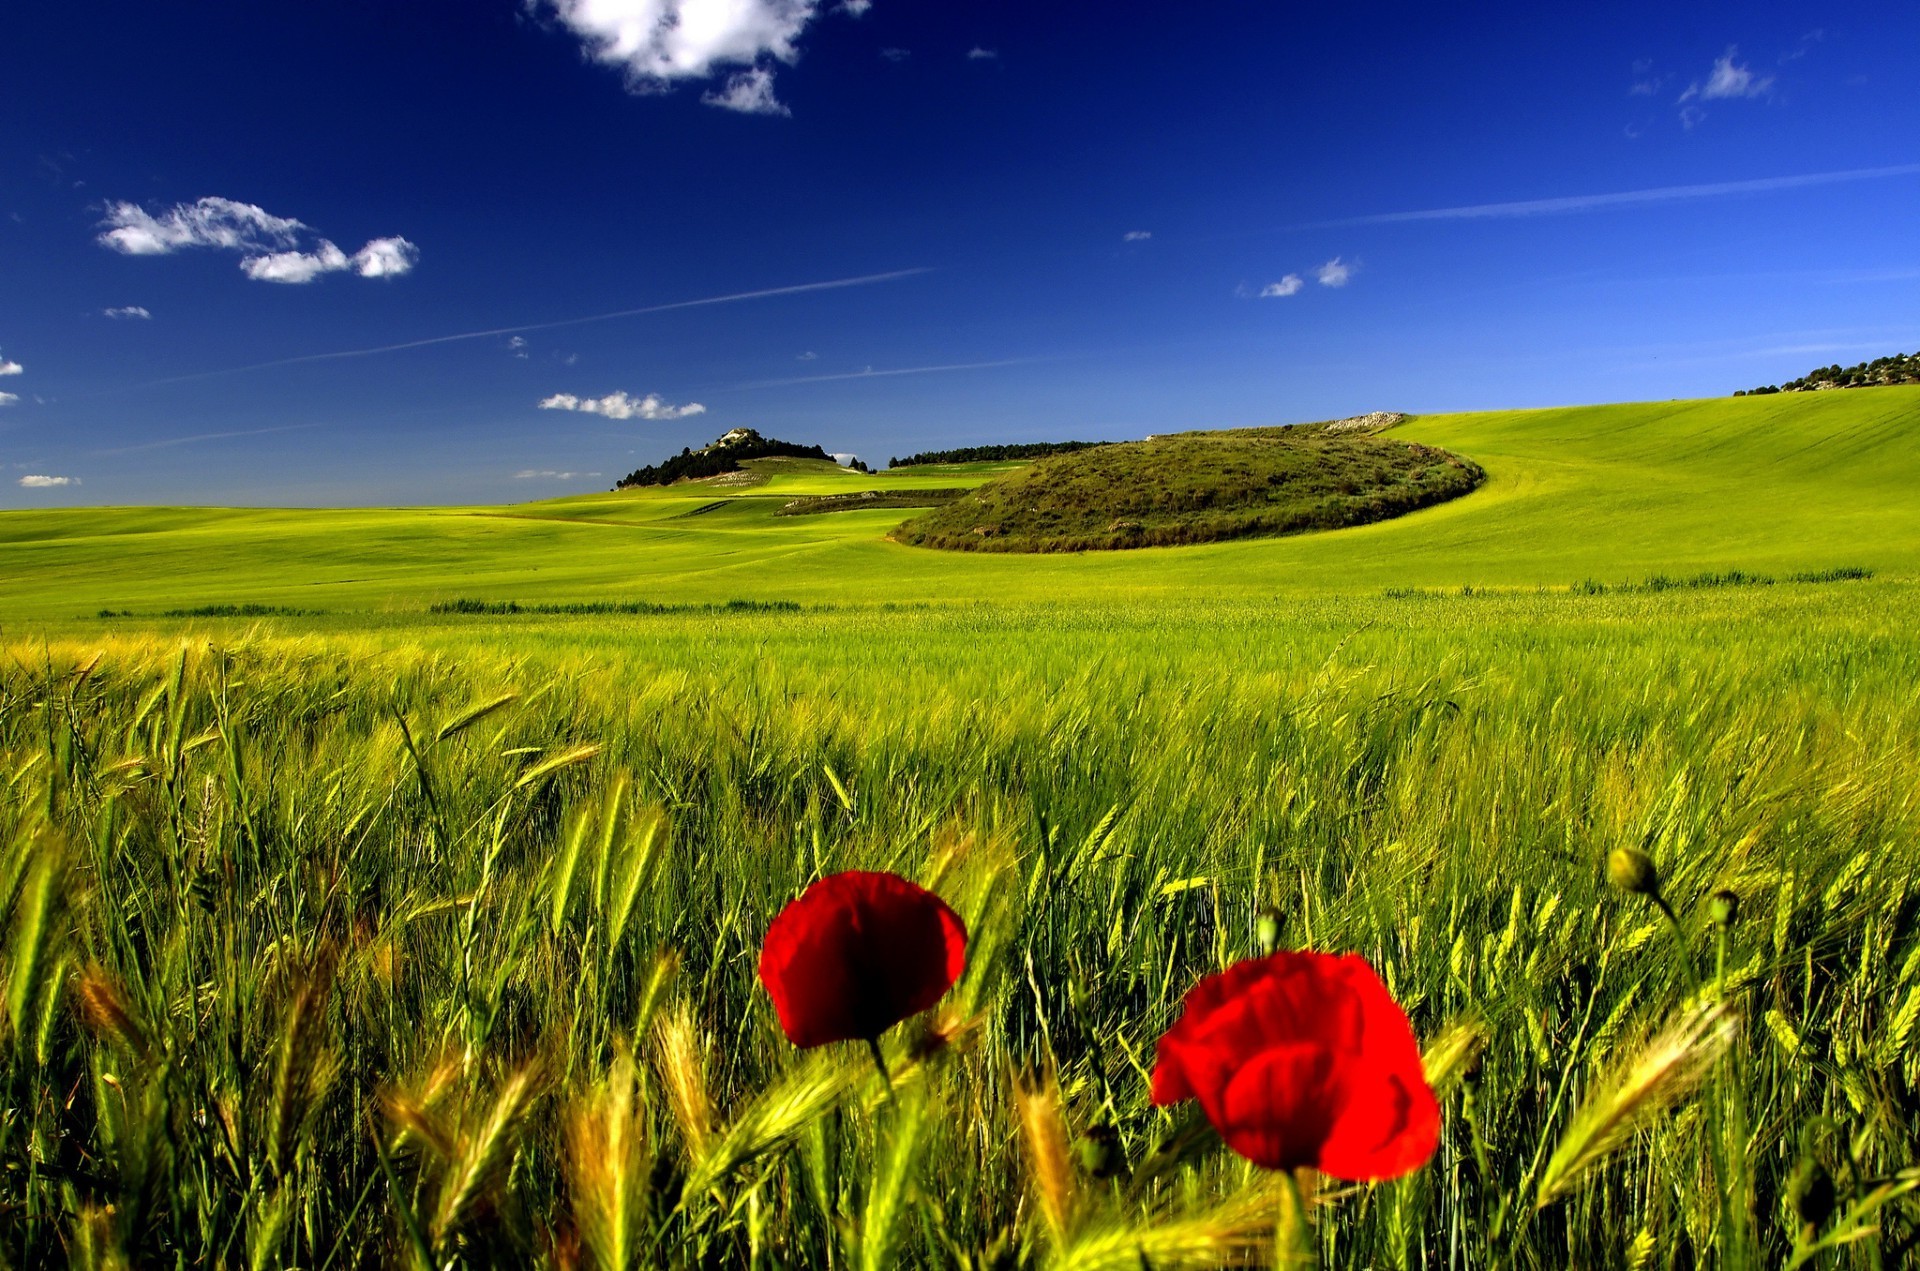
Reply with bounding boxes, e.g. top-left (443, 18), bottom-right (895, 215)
top-left (3, 0), bottom-right (1918, 507)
